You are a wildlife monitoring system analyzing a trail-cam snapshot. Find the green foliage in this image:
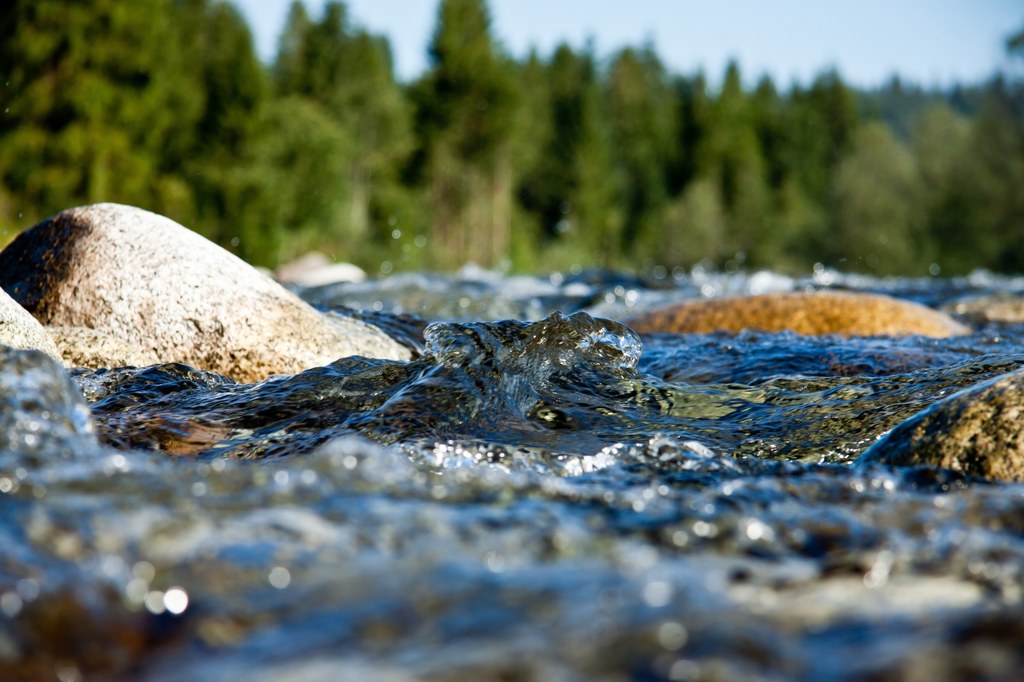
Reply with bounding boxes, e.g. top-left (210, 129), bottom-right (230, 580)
top-left (0, 0), bottom-right (195, 228)
top-left (1, 0), bottom-right (1022, 275)
top-left (517, 44), bottom-right (621, 267)
top-left (832, 122), bottom-right (929, 274)
top-left (408, 0), bottom-right (520, 268)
